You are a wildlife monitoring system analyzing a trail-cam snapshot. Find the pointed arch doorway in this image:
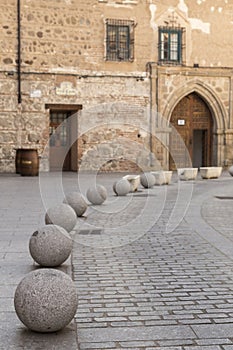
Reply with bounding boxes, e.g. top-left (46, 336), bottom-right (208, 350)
top-left (169, 92), bottom-right (213, 170)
